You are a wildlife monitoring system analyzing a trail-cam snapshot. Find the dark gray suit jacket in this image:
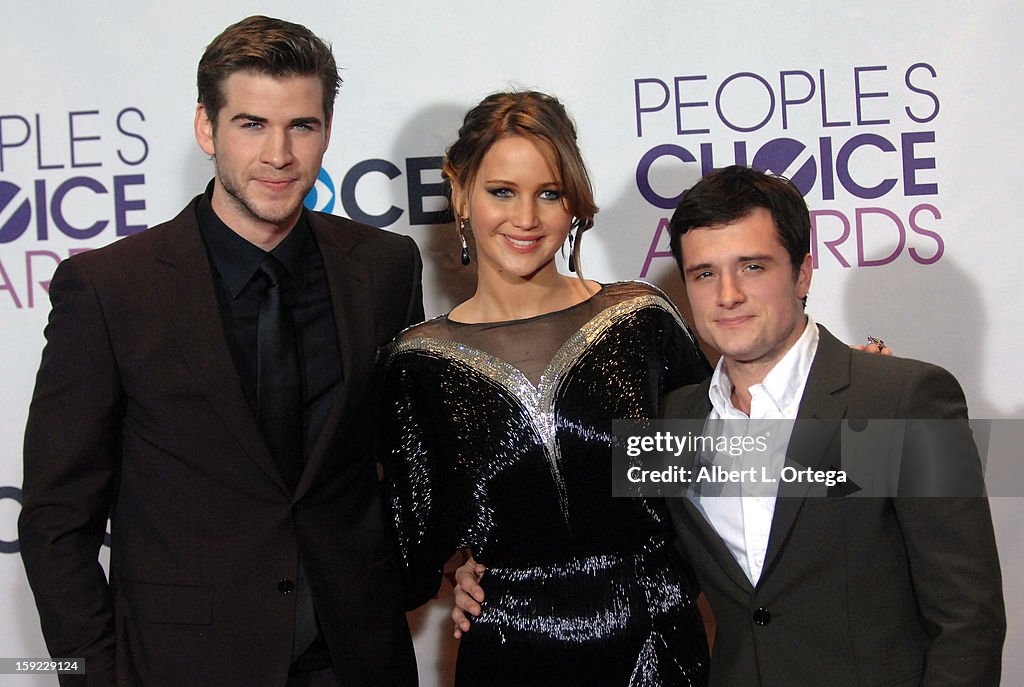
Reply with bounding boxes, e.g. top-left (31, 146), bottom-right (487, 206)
top-left (664, 325), bottom-right (1005, 687)
top-left (20, 194), bottom-right (425, 686)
